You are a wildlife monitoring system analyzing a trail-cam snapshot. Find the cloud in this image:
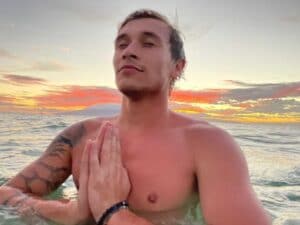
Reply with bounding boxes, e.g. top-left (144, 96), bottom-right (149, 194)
top-left (0, 48), bottom-right (17, 59)
top-left (29, 61), bottom-right (71, 71)
top-left (171, 89), bottom-right (226, 103)
top-left (0, 78), bottom-right (299, 123)
top-left (0, 95), bottom-right (26, 113)
top-left (169, 81), bottom-right (300, 121)
top-left (224, 80), bottom-right (284, 88)
top-left (272, 84), bottom-right (300, 98)
top-left (1, 74), bottom-right (47, 85)
top-left (34, 85), bottom-right (121, 110)
top-left (0, 95), bottom-right (14, 103)
top-left (244, 98), bottom-right (300, 114)
top-left (169, 101), bottom-right (204, 114)
top-left (222, 81), bottom-right (300, 102)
